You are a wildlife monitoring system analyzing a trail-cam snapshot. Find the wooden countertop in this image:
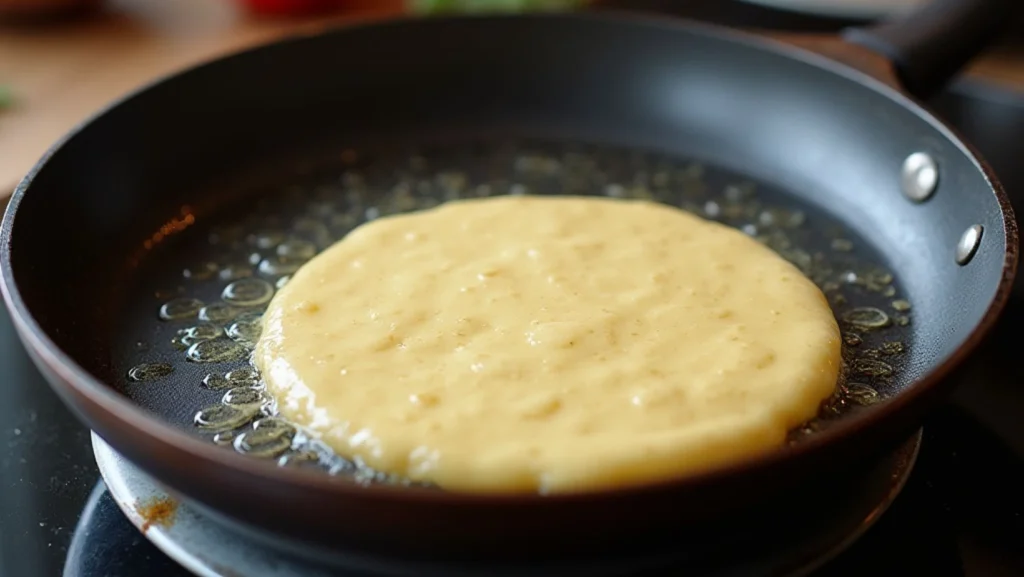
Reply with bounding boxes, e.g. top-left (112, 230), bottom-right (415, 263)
top-left (0, 1), bottom-right (401, 195)
top-left (2, 2), bottom-right (1023, 196)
